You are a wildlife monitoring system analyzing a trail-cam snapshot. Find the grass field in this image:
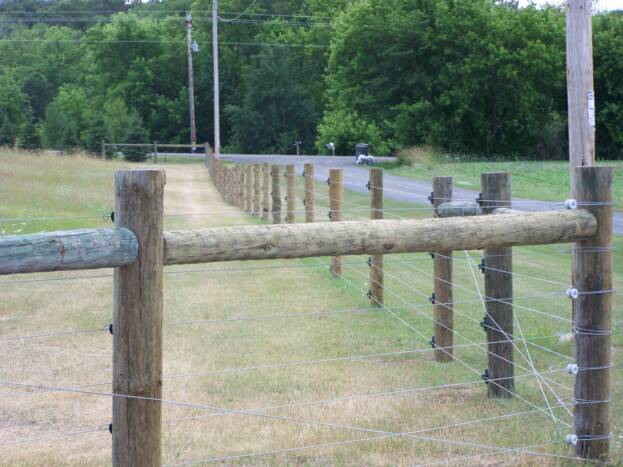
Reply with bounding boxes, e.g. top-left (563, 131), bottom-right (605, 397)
top-left (378, 149), bottom-right (623, 207)
top-left (0, 149), bottom-right (621, 465)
